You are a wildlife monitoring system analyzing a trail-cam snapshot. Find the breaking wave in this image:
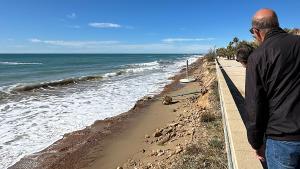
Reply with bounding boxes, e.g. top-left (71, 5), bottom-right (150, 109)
top-left (9, 60), bottom-right (165, 92)
top-left (11, 75), bottom-right (103, 92)
top-left (0, 62), bottom-right (43, 65)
